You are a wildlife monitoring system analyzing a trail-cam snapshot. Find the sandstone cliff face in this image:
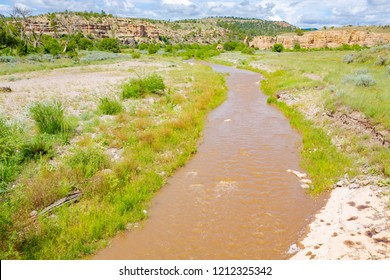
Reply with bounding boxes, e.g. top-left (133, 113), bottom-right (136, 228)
top-left (24, 15), bottom-right (160, 45)
top-left (250, 30), bottom-right (390, 49)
